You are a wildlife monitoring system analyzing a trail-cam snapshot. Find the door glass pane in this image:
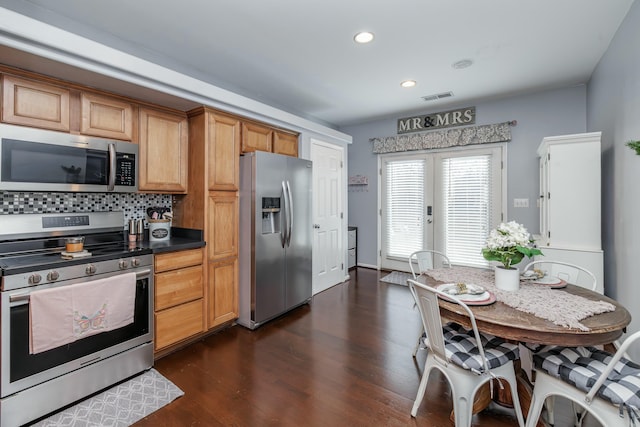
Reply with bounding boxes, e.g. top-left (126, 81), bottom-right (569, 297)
top-left (442, 155), bottom-right (492, 267)
top-left (384, 159), bottom-right (424, 258)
